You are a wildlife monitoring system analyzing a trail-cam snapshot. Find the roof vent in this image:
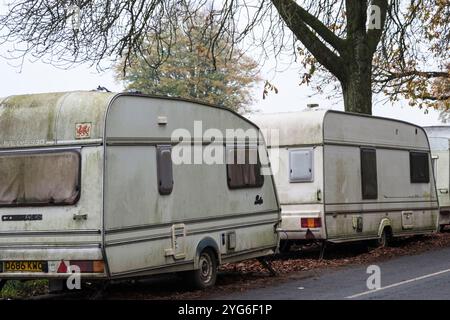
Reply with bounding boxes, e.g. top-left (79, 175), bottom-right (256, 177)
top-left (128, 89), bottom-right (143, 94)
top-left (94, 86), bottom-right (111, 92)
top-left (307, 104), bottom-right (319, 109)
